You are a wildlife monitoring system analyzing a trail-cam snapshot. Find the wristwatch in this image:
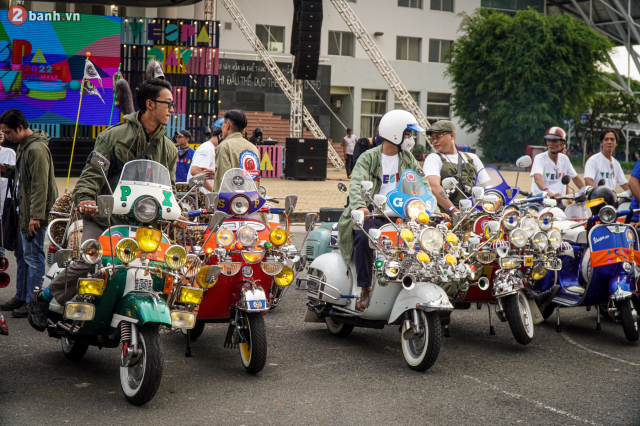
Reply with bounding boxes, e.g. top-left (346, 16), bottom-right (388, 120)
top-left (448, 205), bottom-right (456, 213)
